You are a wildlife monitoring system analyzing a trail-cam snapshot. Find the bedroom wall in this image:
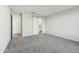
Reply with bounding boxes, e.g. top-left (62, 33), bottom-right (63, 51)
top-left (22, 12), bottom-right (33, 37)
top-left (0, 6), bottom-right (11, 52)
top-left (45, 7), bottom-right (79, 42)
